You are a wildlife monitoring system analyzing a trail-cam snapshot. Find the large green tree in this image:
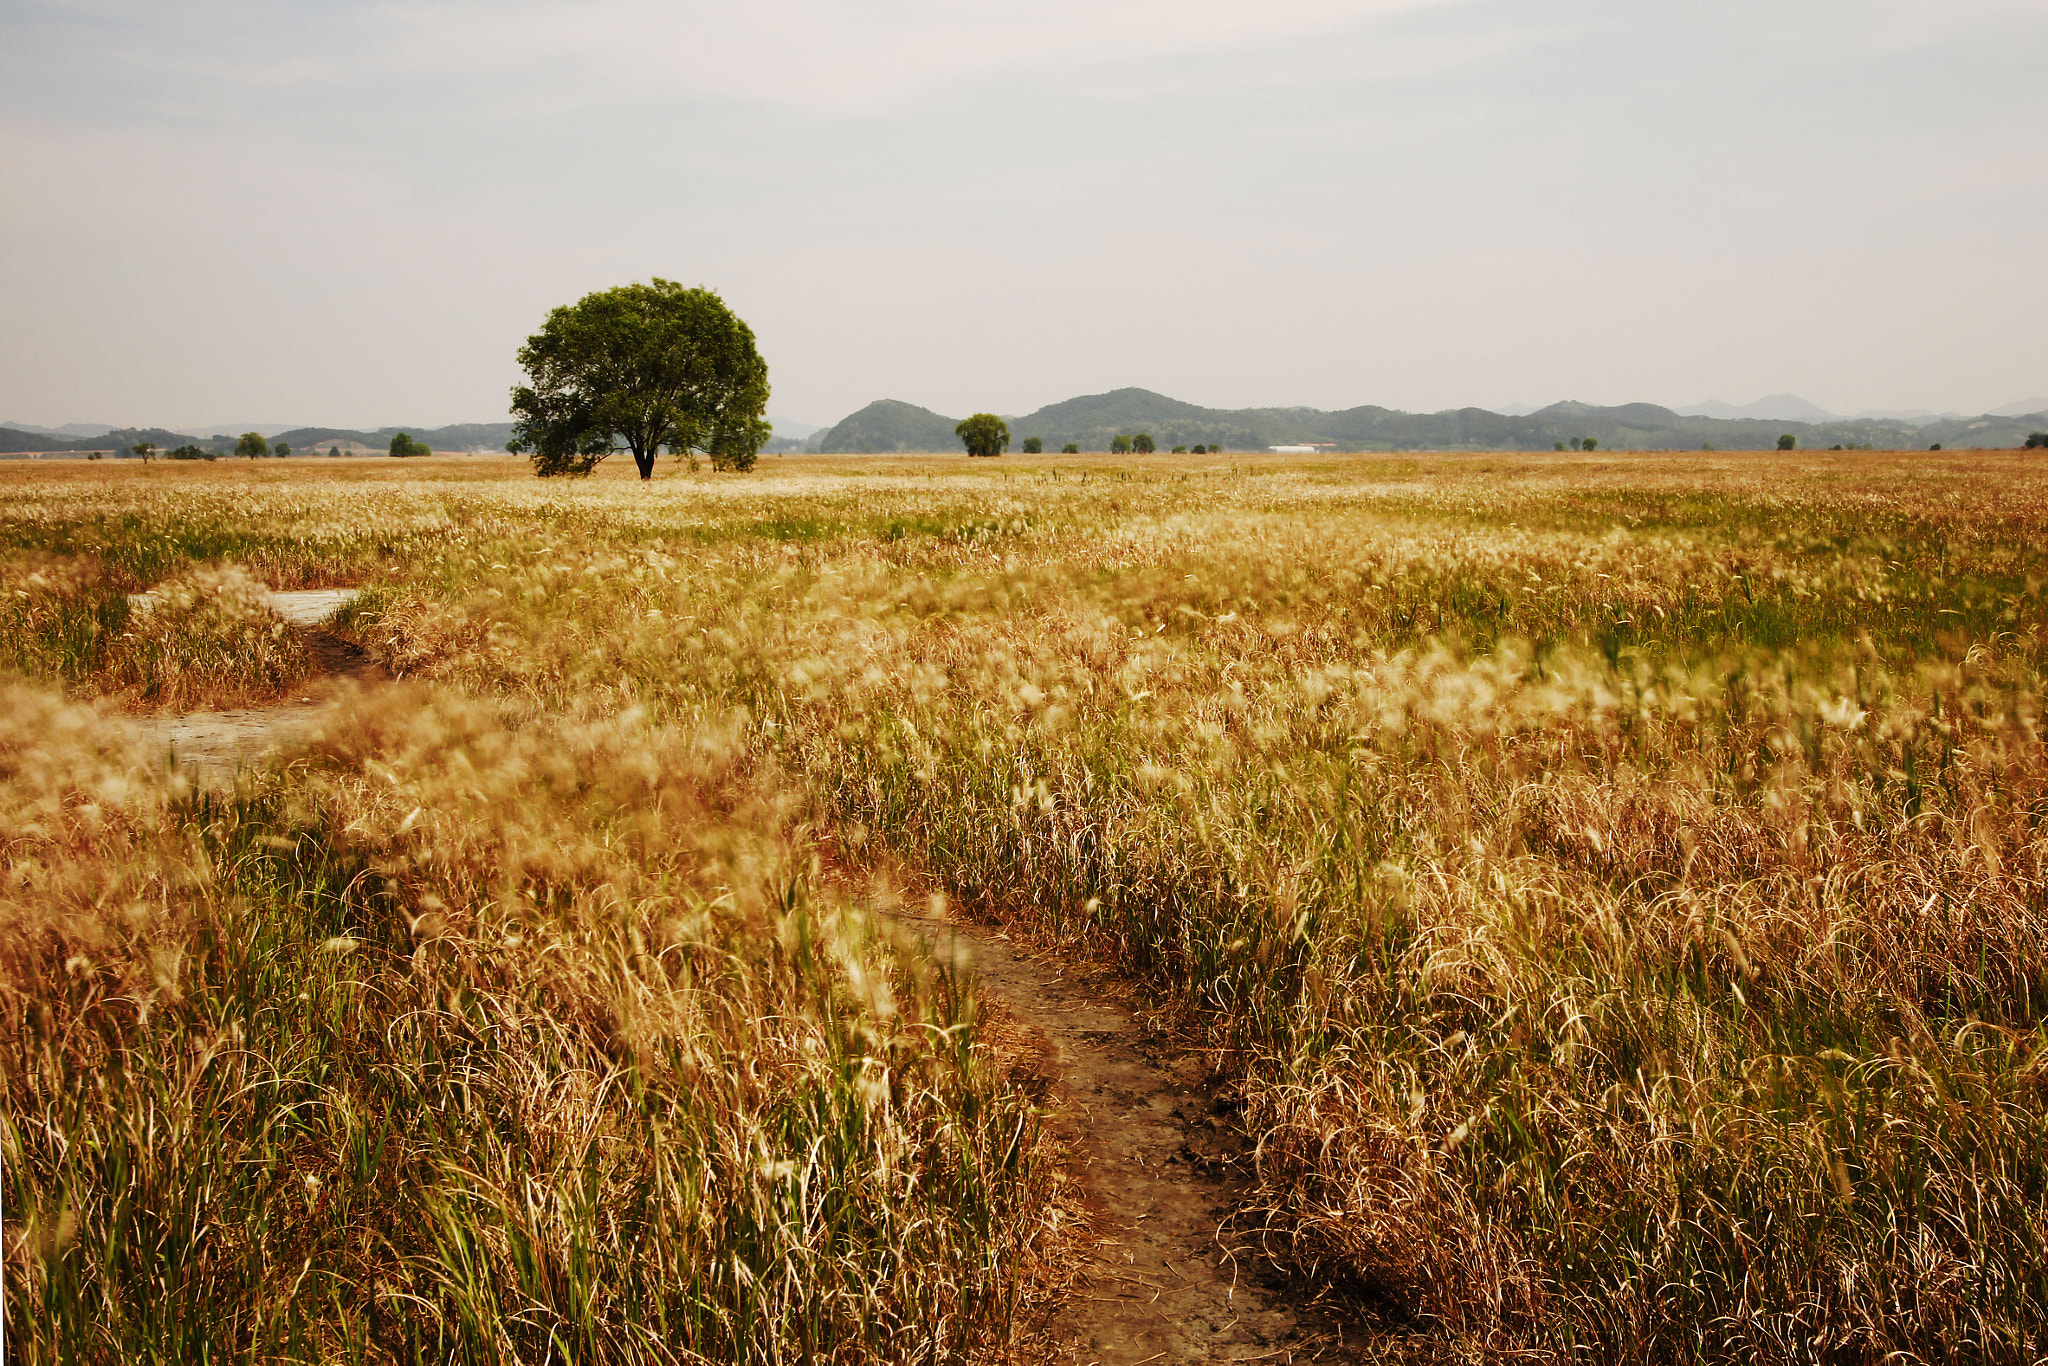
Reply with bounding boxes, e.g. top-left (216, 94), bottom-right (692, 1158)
top-left (955, 413), bottom-right (1009, 458)
top-left (234, 431), bottom-right (269, 460)
top-left (509, 279), bottom-right (771, 479)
